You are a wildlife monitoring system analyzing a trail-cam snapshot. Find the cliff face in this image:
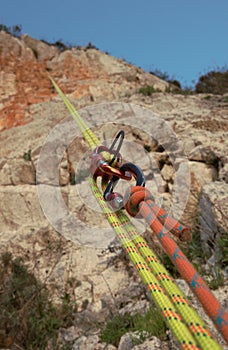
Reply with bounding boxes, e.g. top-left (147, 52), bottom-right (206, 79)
top-left (0, 31), bottom-right (167, 130)
top-left (0, 30), bottom-right (228, 349)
